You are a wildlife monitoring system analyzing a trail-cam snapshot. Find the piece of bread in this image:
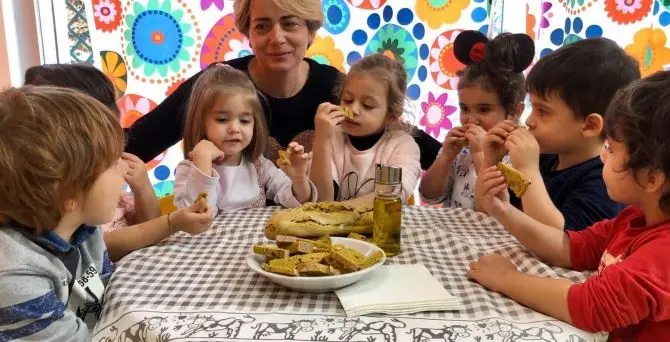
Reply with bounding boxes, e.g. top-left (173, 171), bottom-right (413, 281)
top-left (265, 202), bottom-right (374, 239)
top-left (459, 138), bottom-right (468, 148)
top-left (253, 245), bottom-right (290, 260)
top-left (287, 240), bottom-right (316, 254)
top-left (296, 262), bottom-right (338, 276)
top-left (347, 232), bottom-right (367, 241)
top-left (262, 258), bottom-right (298, 276)
top-left (194, 192), bottom-right (208, 213)
top-left (361, 251), bottom-right (384, 268)
top-left (276, 149), bottom-right (290, 166)
top-left (497, 162), bottom-right (531, 197)
top-left (341, 106), bottom-right (355, 119)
